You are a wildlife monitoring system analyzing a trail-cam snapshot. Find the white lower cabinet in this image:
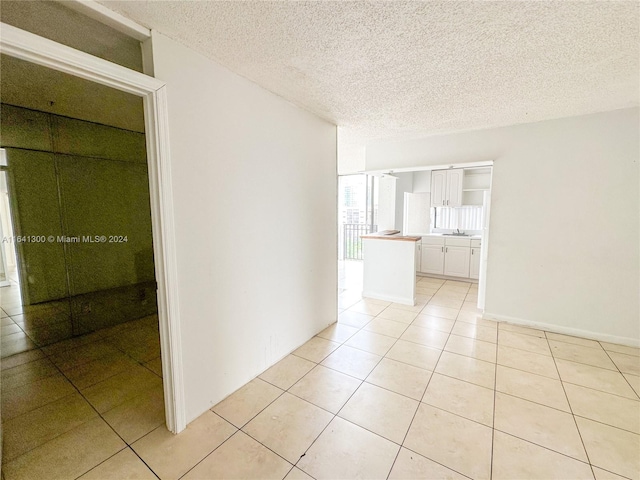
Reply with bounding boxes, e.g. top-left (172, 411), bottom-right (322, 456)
top-left (443, 246), bottom-right (470, 277)
top-left (470, 247), bottom-right (480, 279)
top-left (418, 236), bottom-right (481, 279)
top-left (421, 244), bottom-right (445, 274)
